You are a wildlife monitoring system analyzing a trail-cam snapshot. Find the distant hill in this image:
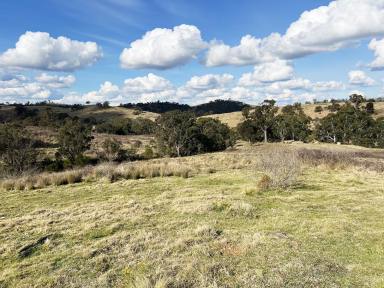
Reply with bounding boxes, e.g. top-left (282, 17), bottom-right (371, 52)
top-left (120, 99), bottom-right (249, 116)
